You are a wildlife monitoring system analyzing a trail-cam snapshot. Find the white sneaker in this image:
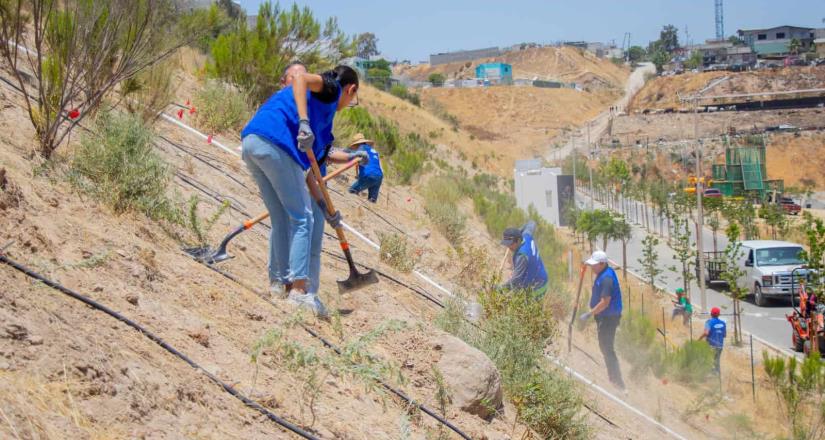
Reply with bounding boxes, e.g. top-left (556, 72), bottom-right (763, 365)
top-left (289, 291), bottom-right (329, 320)
top-left (270, 282), bottom-right (289, 301)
